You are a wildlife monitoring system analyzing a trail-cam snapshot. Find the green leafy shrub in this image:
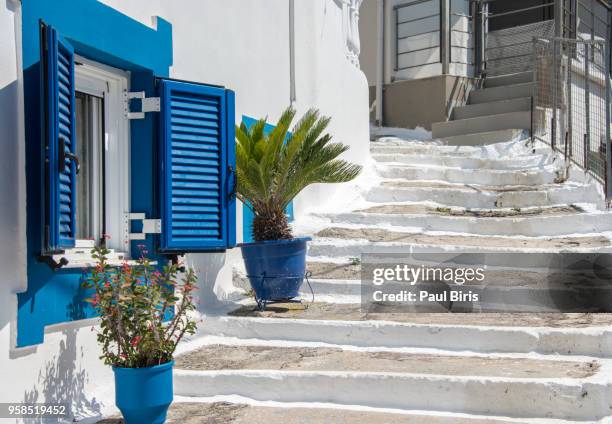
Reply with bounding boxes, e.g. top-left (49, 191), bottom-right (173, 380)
top-left (82, 246), bottom-right (198, 368)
